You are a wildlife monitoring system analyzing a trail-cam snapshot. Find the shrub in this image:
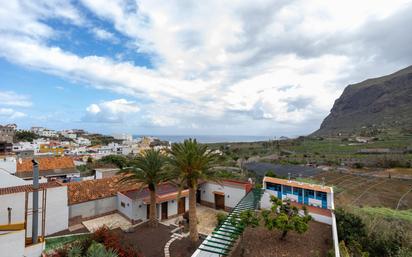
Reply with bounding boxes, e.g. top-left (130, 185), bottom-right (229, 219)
top-left (216, 212), bottom-right (228, 226)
